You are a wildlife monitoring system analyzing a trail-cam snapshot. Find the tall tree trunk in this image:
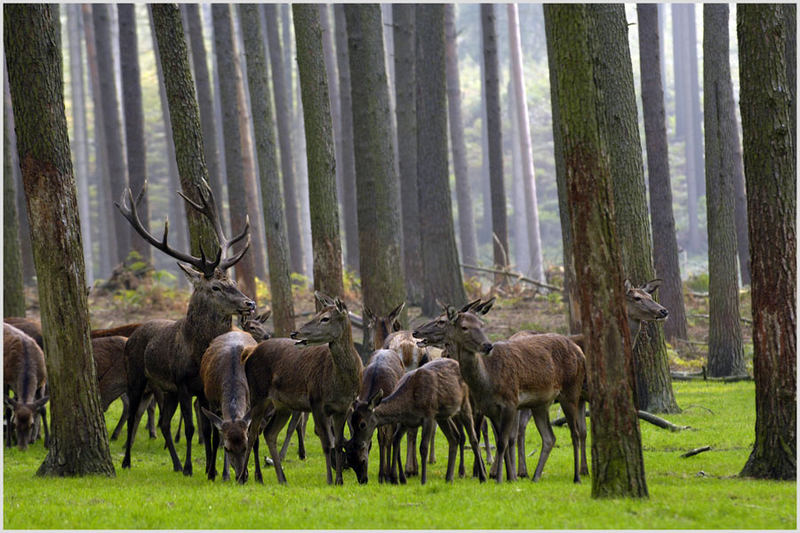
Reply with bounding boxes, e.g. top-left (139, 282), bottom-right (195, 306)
top-left (508, 78), bottom-right (530, 275)
top-left (703, 4), bottom-right (746, 378)
top-left (416, 4), bottom-right (466, 316)
top-left (5, 3), bottom-right (115, 477)
top-left (478, 15), bottom-right (492, 250)
top-left (507, 3), bottom-right (545, 283)
top-left (737, 4), bottom-right (796, 481)
top-left (392, 4), bottom-right (423, 305)
top-left (211, 4), bottom-right (257, 301)
top-left (481, 5), bottom-right (509, 272)
top-left (334, 5), bottom-right (360, 275)
top-left (118, 4), bottom-right (151, 265)
top-left (637, 5), bottom-right (688, 342)
top-left (444, 4), bottom-right (478, 268)
top-left (686, 5), bottom-right (705, 201)
top-left (344, 4), bottom-right (406, 329)
top-left (294, 4), bottom-right (345, 302)
top-left (239, 4), bottom-right (296, 337)
top-left (67, 5), bottom-right (93, 285)
top-left (785, 5), bottom-right (796, 168)
top-left (295, 74), bottom-right (314, 283)
top-left (264, 5), bottom-right (304, 276)
top-left (3, 64), bottom-right (25, 317)
top-left (544, 3), bottom-right (648, 499)
top-left (93, 4), bottom-right (132, 265)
